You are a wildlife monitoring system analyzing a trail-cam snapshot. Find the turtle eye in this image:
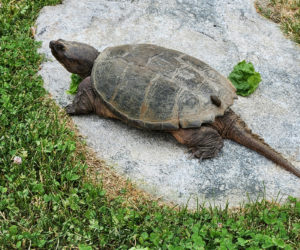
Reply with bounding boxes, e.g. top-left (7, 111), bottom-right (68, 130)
top-left (56, 43), bottom-right (65, 51)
